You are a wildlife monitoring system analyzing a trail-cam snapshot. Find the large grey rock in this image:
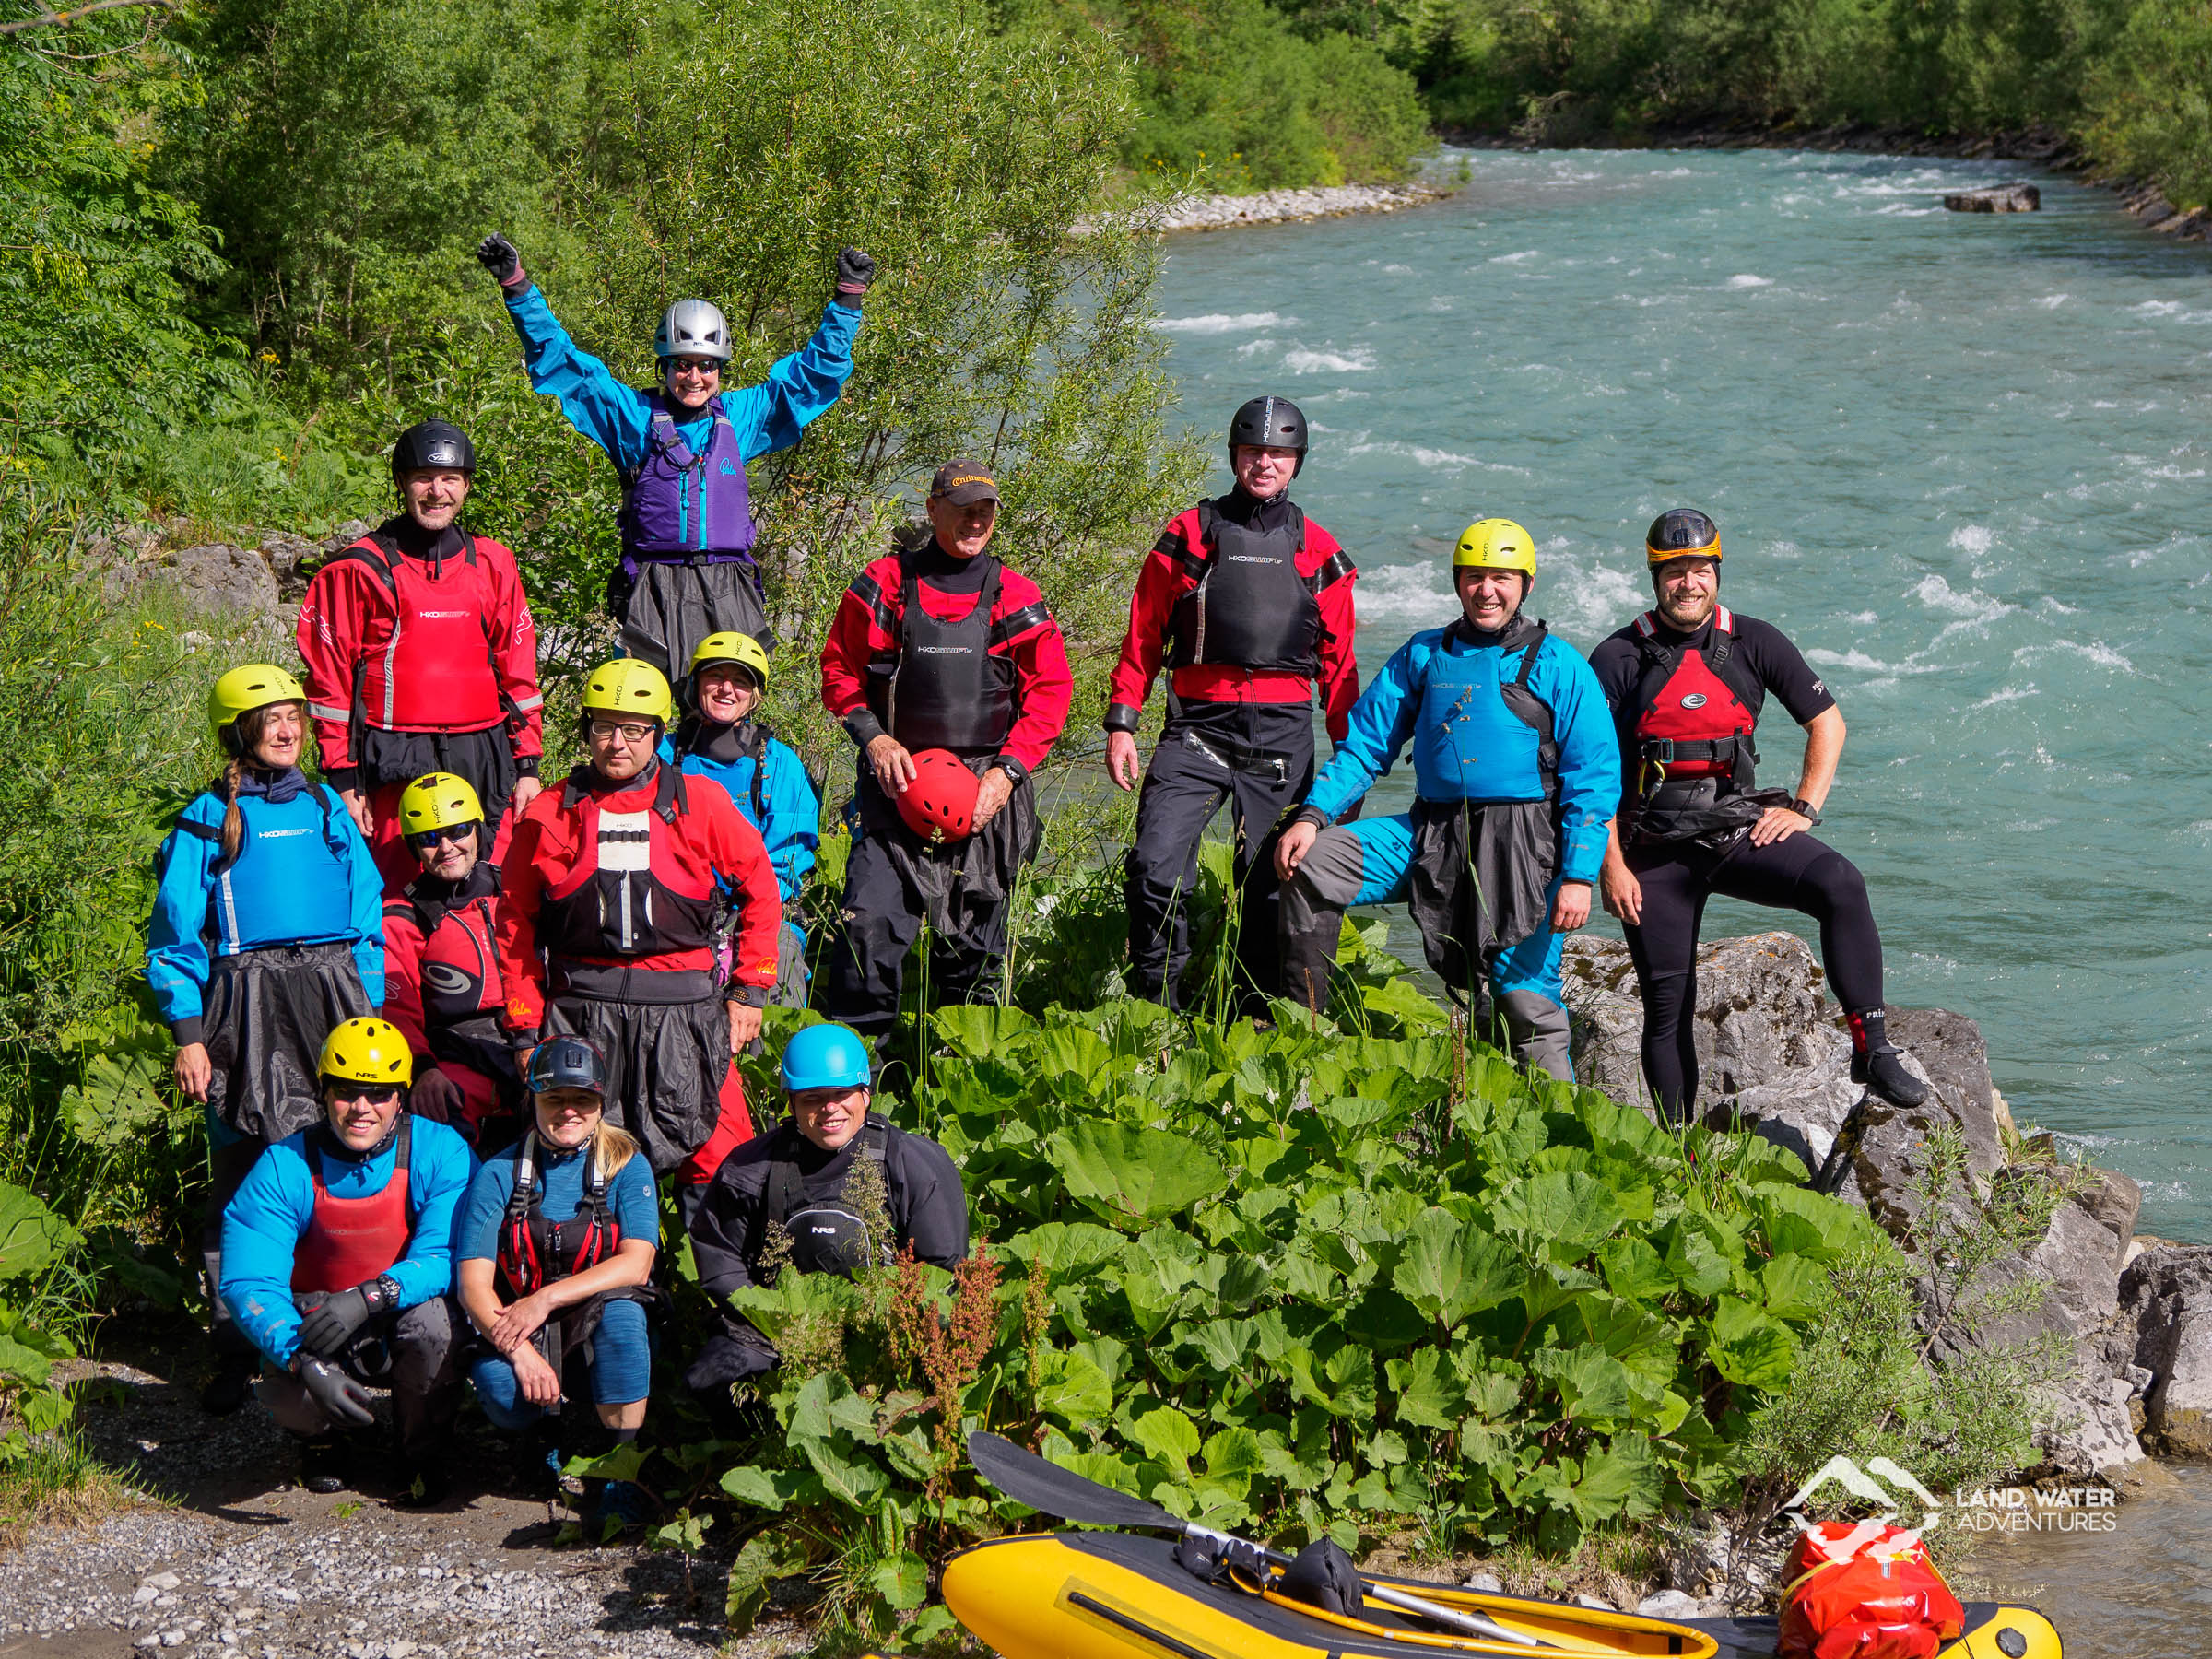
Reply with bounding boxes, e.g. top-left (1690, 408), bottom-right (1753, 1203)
top-left (109, 543), bottom-right (282, 620)
top-left (1943, 182), bottom-right (2040, 212)
top-left (2121, 1245), bottom-right (2212, 1458)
